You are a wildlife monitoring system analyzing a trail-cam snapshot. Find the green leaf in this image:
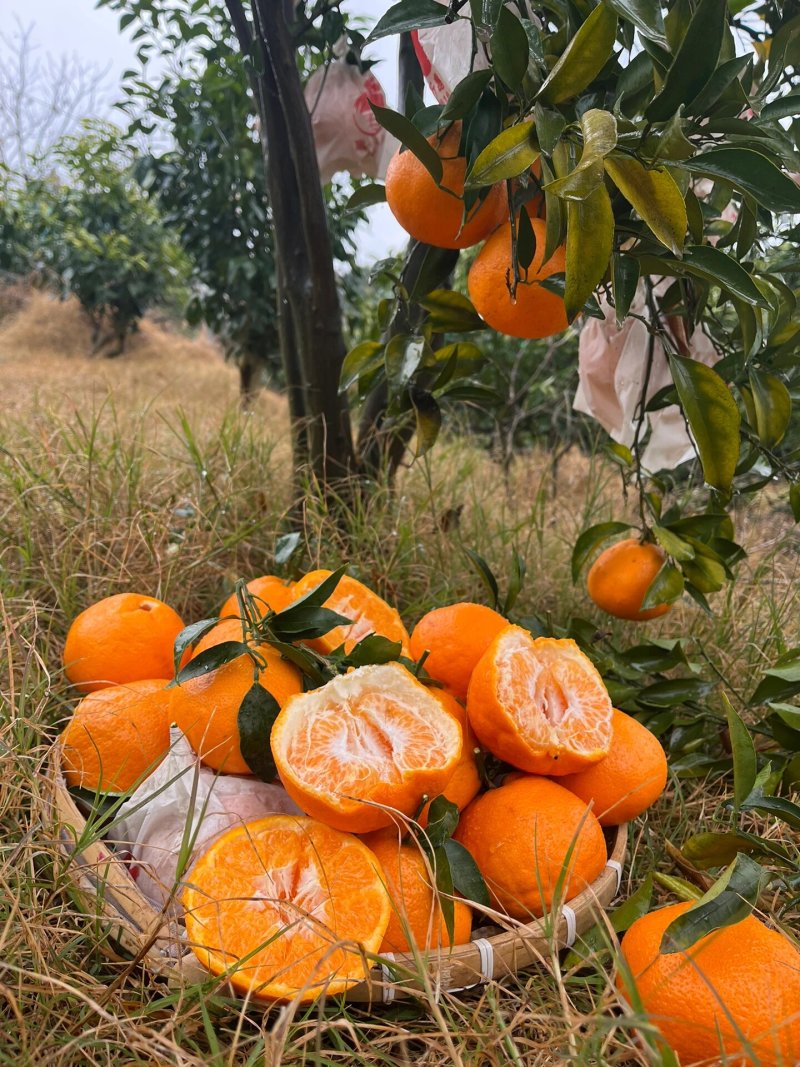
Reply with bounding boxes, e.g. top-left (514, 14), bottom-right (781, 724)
top-left (409, 388), bottom-right (442, 458)
top-left (345, 184), bottom-right (386, 212)
top-left (612, 253), bottom-right (640, 325)
top-left (740, 793), bottom-right (800, 831)
top-left (385, 334), bottom-right (429, 395)
top-left (443, 838), bottom-right (491, 908)
top-left (603, 156), bottom-right (687, 255)
top-left (571, 522), bottom-right (633, 583)
top-left (682, 831), bottom-right (792, 869)
top-left (565, 183), bottom-right (614, 322)
top-left (504, 551), bottom-right (527, 615)
top-left (492, 7), bottom-right (530, 90)
top-left (424, 796), bottom-right (460, 848)
top-left (409, 245), bottom-right (461, 302)
top-left (668, 353), bottom-right (741, 492)
top-left (546, 109), bottom-right (617, 201)
top-left (173, 618), bottom-right (221, 674)
top-left (748, 369), bottom-right (792, 449)
top-left (660, 853), bottom-right (766, 954)
top-left (432, 844), bottom-right (455, 944)
top-left (172, 641), bottom-right (249, 686)
top-left (271, 605), bottom-right (352, 640)
top-left (344, 635), bottom-right (404, 668)
top-left (680, 246), bottom-right (768, 308)
top-left (464, 548), bottom-right (500, 610)
top-left (369, 104), bottom-right (443, 185)
top-left (640, 561), bottom-right (685, 611)
top-left (465, 120), bottom-right (539, 187)
top-left (645, 0), bottom-right (728, 123)
top-left (652, 526), bottom-right (694, 561)
top-left (440, 70), bottom-right (494, 122)
top-left (538, 4), bottom-right (619, 106)
top-left (274, 532), bottom-right (301, 567)
top-left (420, 290), bottom-right (484, 332)
top-left (684, 148), bottom-right (800, 216)
top-left (760, 91), bottom-right (800, 122)
top-left (340, 341), bottom-right (384, 392)
top-left (638, 676), bottom-right (715, 707)
top-left (516, 204), bottom-right (536, 270)
top-left (770, 702), bottom-right (800, 731)
top-left (722, 693), bottom-right (757, 812)
top-left (368, 0), bottom-right (450, 41)
top-left (791, 484), bottom-right (800, 524)
top-left (604, 0), bottom-right (667, 47)
top-left (237, 682), bottom-right (280, 782)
